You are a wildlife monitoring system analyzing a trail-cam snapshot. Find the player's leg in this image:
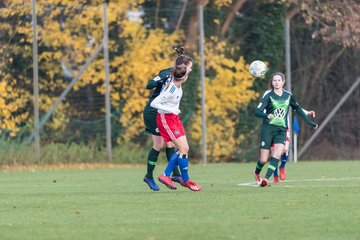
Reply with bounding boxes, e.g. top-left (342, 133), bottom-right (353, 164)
top-left (156, 114), bottom-right (179, 190)
top-left (271, 144), bottom-right (280, 184)
top-left (165, 141), bottom-right (181, 182)
top-left (173, 135), bottom-right (201, 191)
top-left (143, 108), bottom-right (162, 191)
top-left (143, 135), bottom-right (163, 191)
top-left (259, 129), bottom-right (286, 187)
top-left (279, 129), bottom-right (291, 179)
top-left (280, 140), bottom-right (290, 180)
top-left (254, 125), bottom-right (272, 184)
